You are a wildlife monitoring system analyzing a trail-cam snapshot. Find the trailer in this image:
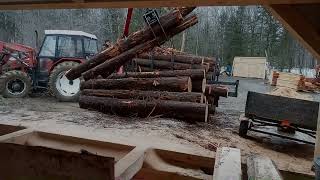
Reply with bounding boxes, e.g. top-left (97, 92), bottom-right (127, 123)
top-left (239, 91), bottom-right (319, 145)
